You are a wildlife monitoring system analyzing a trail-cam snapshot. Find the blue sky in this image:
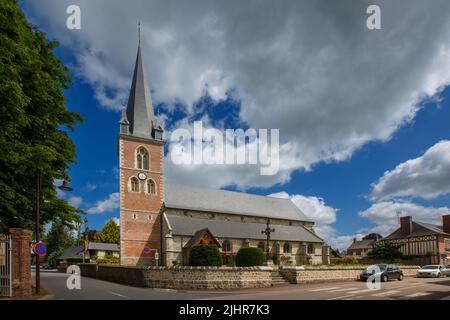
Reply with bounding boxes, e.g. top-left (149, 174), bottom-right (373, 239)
top-left (21, 1), bottom-right (450, 250)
